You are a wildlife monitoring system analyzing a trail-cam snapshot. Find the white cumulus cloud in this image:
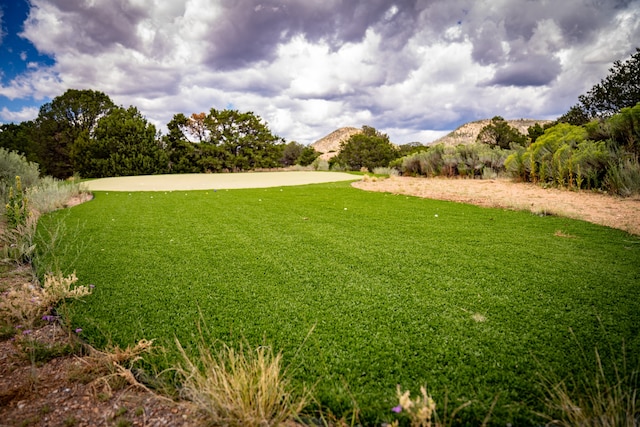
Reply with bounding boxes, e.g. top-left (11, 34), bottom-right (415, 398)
top-left (0, 0), bottom-right (638, 144)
